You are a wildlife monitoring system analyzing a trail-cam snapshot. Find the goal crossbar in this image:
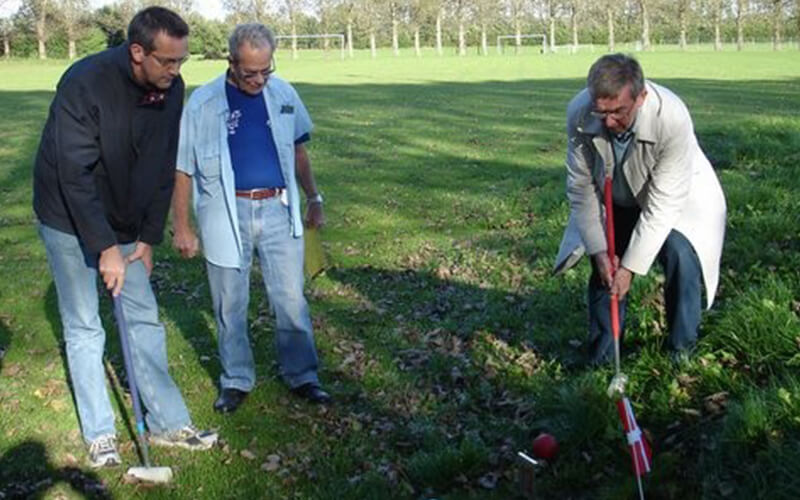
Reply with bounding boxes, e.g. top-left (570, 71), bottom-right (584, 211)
top-left (497, 34), bottom-right (546, 54)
